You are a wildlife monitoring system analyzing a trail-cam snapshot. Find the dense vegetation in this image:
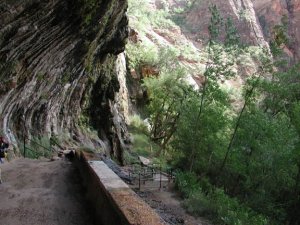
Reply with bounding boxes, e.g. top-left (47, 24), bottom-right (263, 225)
top-left (127, 1), bottom-right (300, 224)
